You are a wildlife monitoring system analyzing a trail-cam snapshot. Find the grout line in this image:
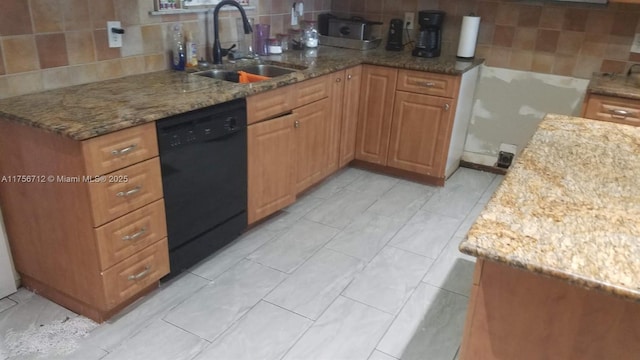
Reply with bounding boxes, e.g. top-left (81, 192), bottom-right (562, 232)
top-left (160, 318), bottom-right (212, 344)
top-left (261, 299), bottom-right (316, 322)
